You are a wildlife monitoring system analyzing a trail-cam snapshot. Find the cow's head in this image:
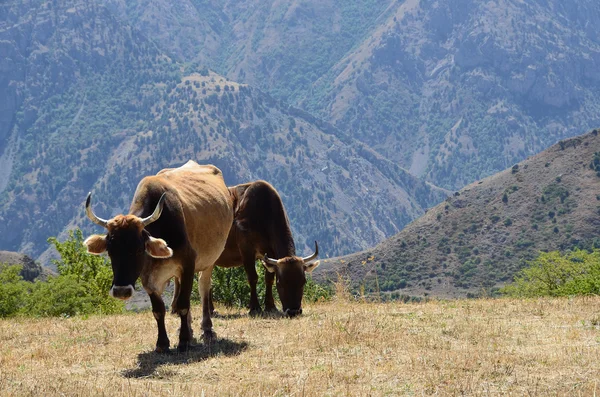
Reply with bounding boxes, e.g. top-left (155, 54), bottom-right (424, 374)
top-left (262, 241), bottom-right (320, 317)
top-left (83, 193), bottom-right (172, 300)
